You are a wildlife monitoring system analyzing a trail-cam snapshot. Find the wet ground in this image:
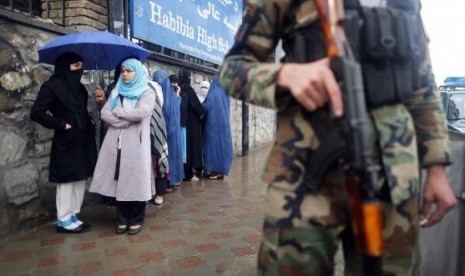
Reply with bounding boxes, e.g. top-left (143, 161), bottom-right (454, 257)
top-left (0, 146), bottom-right (343, 275)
